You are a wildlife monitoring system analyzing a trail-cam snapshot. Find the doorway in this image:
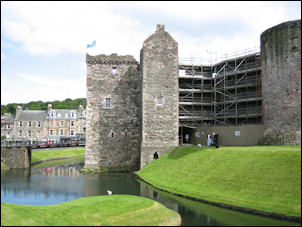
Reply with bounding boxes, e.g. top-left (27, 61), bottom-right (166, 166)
top-left (179, 126), bottom-right (194, 145)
